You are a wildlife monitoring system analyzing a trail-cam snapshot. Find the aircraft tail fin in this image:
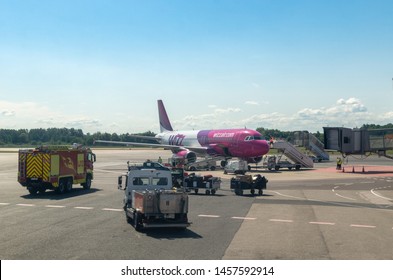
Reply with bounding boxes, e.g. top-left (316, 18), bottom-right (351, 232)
top-left (158, 100), bottom-right (174, 132)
